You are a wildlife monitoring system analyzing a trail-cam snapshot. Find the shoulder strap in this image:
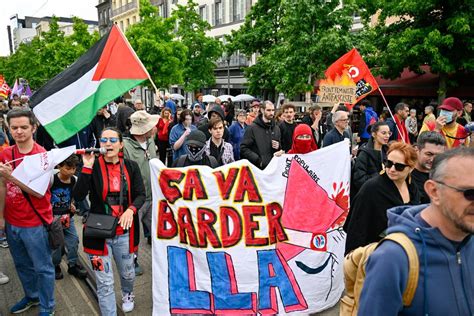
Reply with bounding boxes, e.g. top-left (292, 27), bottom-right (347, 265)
top-left (176, 155), bottom-right (187, 167)
top-left (379, 232), bottom-right (419, 306)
